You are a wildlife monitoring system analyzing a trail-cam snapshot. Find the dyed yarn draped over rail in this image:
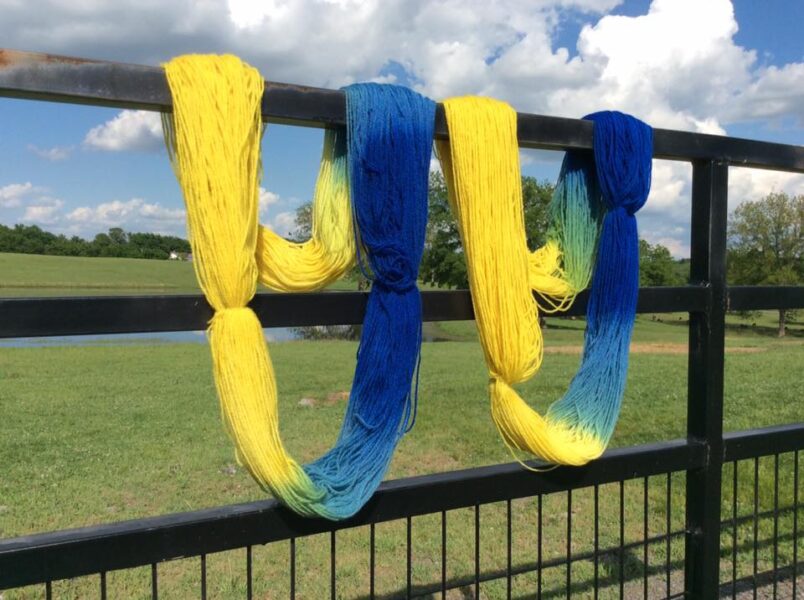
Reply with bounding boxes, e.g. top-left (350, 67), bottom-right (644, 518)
top-left (163, 55), bottom-right (432, 519)
top-left (546, 111), bottom-right (652, 451)
top-left (437, 97), bottom-right (651, 466)
top-left (305, 83), bottom-right (434, 516)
